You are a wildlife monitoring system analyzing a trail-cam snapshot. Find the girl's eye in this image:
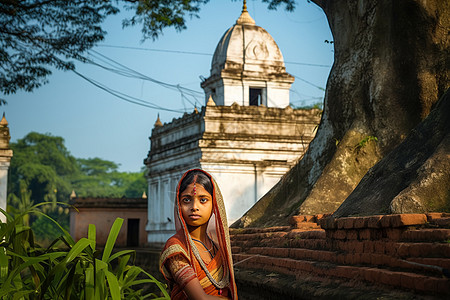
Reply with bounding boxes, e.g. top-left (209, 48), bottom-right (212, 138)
top-left (182, 198), bottom-right (191, 203)
top-left (200, 198), bottom-right (209, 203)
